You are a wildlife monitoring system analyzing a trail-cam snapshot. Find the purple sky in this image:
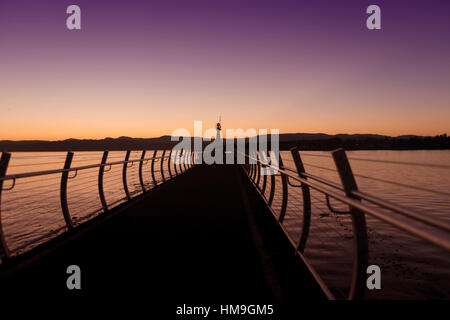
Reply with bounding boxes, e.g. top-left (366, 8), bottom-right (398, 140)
top-left (0, 0), bottom-right (449, 139)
